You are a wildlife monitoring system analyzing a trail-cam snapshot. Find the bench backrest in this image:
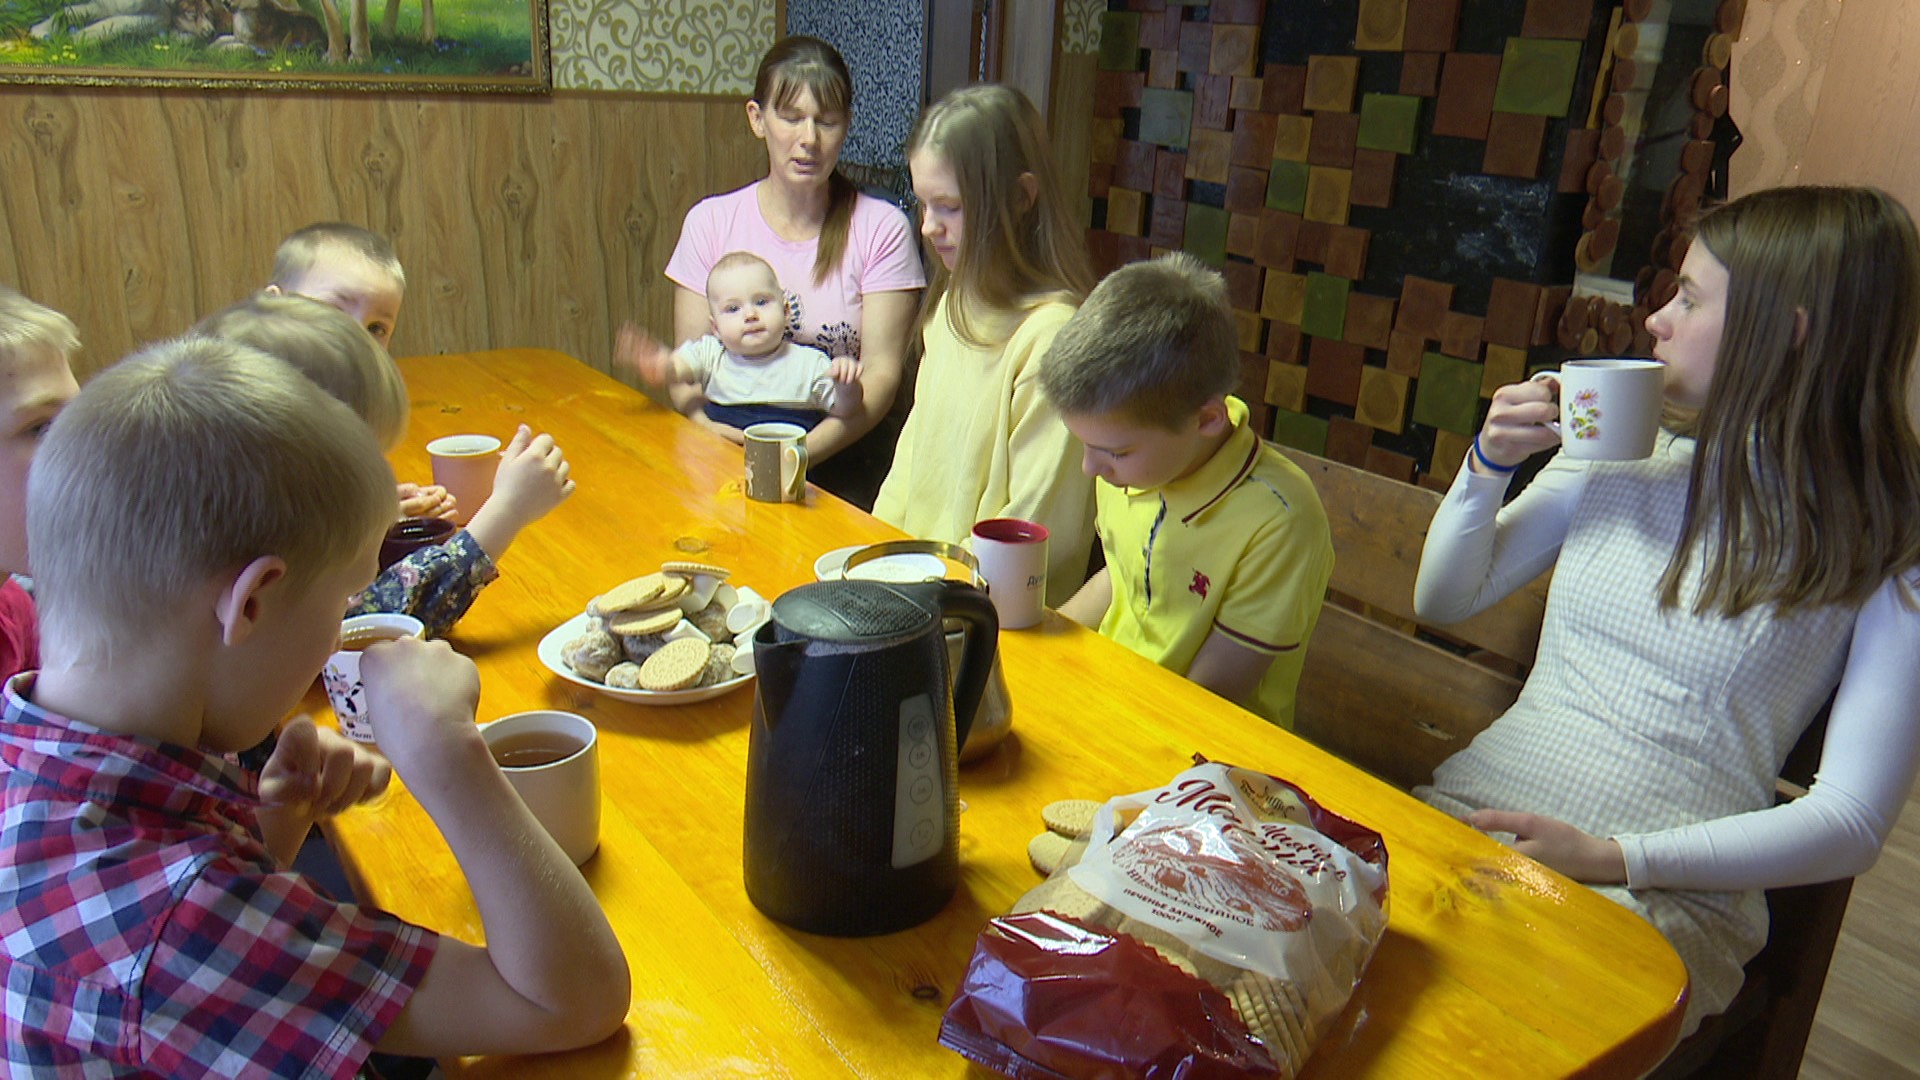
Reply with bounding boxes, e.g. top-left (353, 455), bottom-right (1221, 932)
top-left (1281, 447), bottom-right (1550, 789)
